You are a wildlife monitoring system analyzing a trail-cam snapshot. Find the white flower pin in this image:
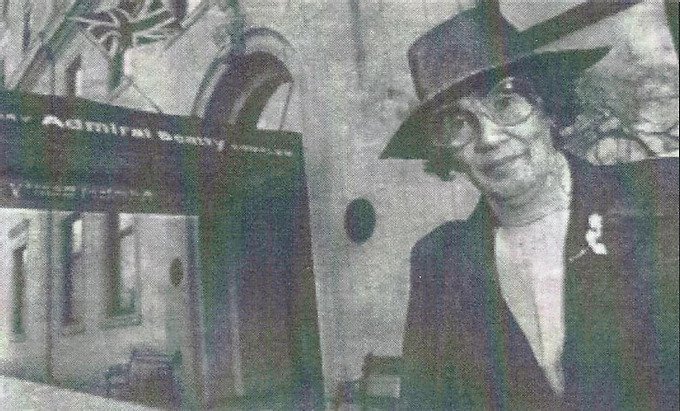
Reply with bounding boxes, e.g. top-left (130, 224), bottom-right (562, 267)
top-left (585, 213), bottom-right (608, 255)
